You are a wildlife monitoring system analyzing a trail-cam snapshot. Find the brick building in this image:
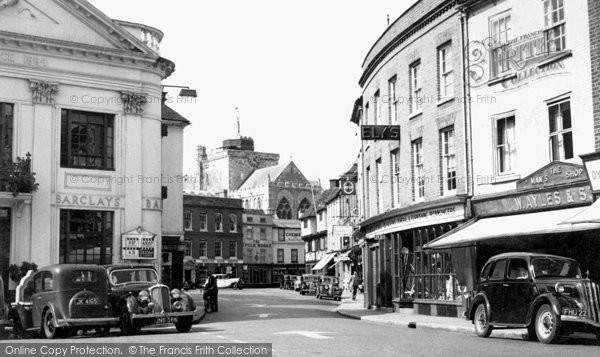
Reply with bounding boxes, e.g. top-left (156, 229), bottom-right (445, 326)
top-left (183, 194), bottom-right (244, 286)
top-left (352, 0), bottom-right (470, 315)
top-left (590, 0), bottom-right (600, 150)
